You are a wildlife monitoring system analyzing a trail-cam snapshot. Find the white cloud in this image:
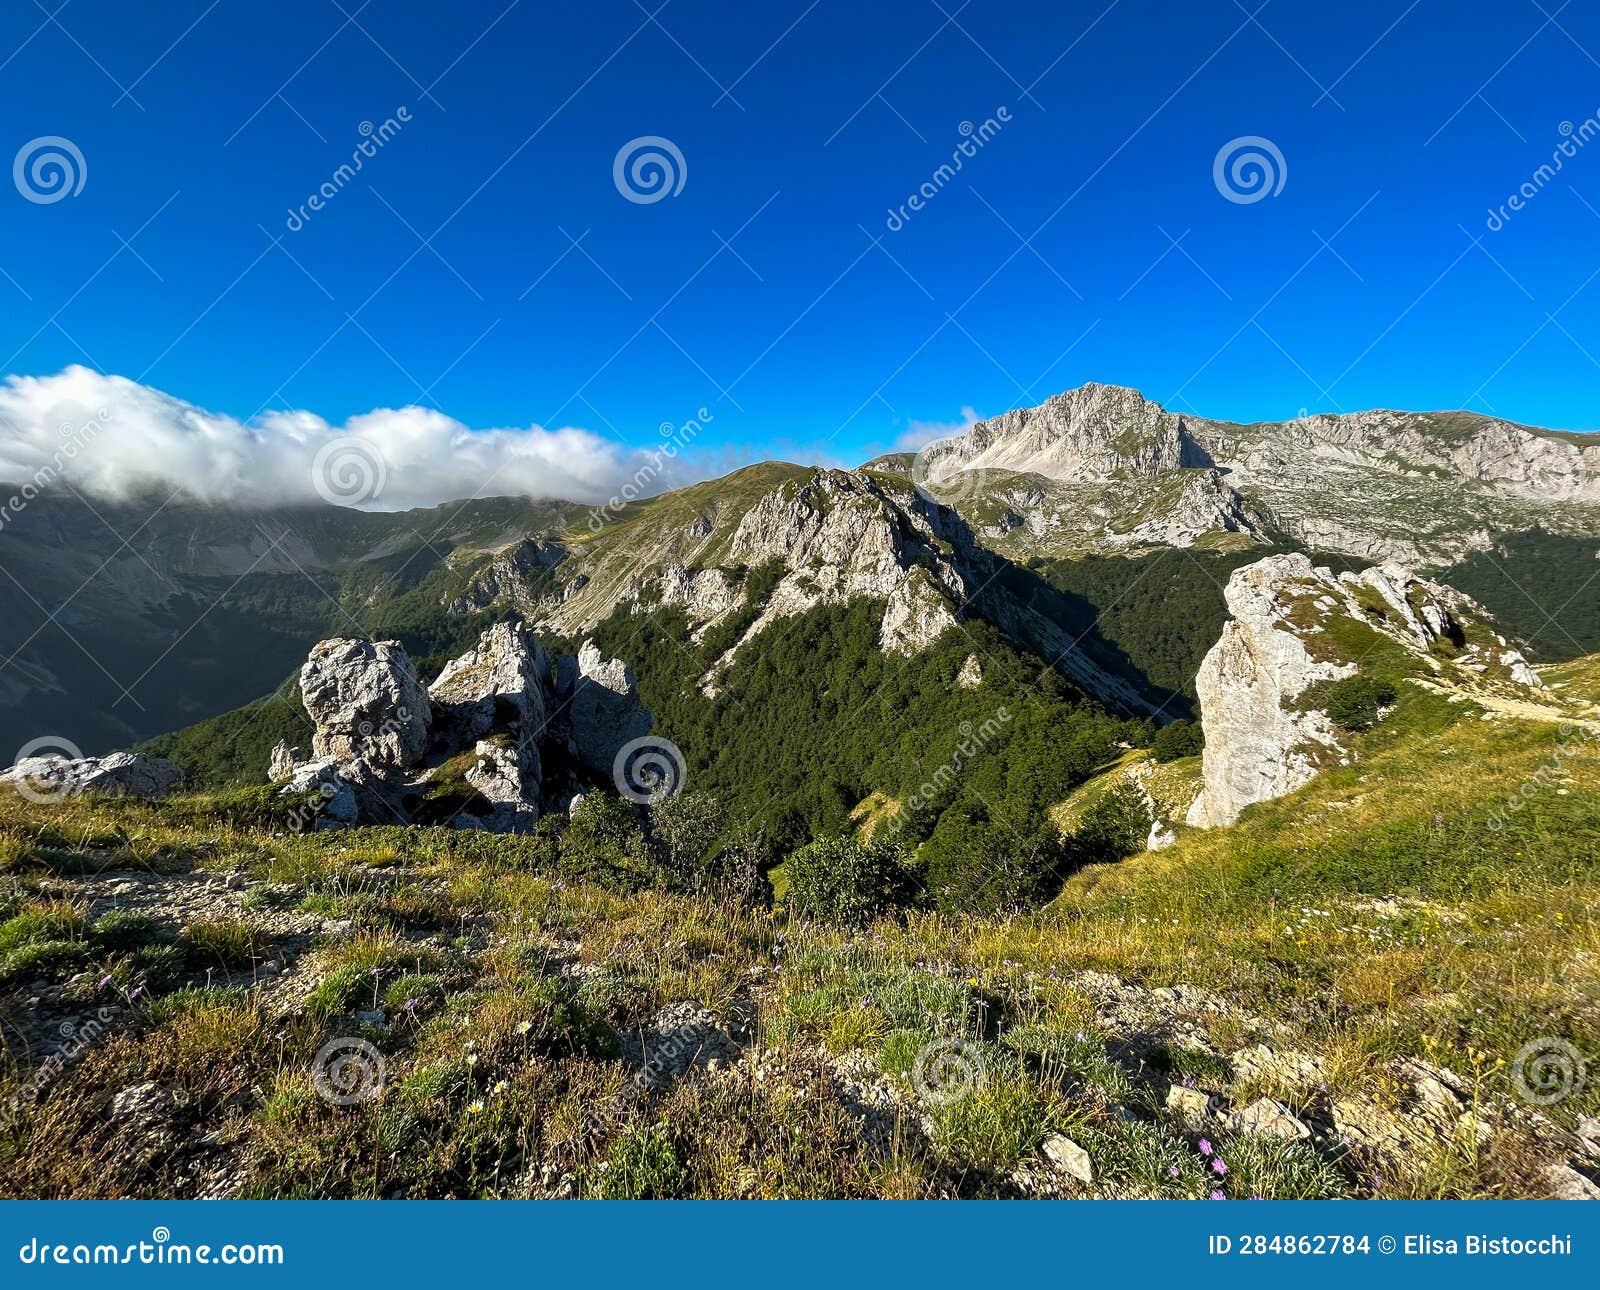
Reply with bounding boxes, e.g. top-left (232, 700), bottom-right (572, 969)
top-left (892, 405), bottom-right (981, 452)
top-left (0, 367), bottom-right (719, 511)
